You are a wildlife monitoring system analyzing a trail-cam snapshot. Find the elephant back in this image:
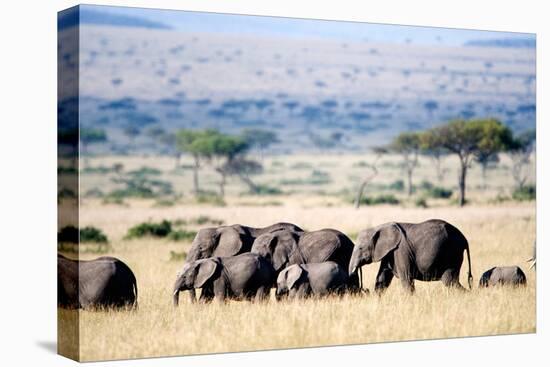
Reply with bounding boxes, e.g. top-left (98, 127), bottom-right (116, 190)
top-left (299, 229), bottom-right (355, 268)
